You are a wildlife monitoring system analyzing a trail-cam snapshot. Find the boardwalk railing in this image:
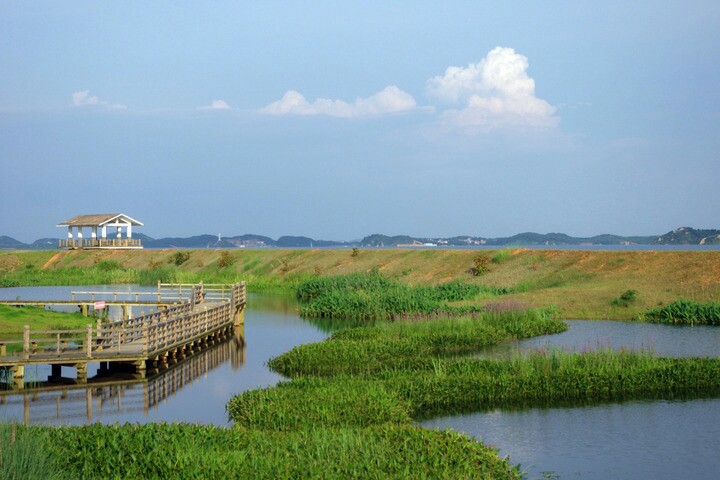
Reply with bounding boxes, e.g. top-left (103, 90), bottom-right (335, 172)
top-left (0, 282), bottom-right (246, 362)
top-left (59, 239), bottom-right (143, 249)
